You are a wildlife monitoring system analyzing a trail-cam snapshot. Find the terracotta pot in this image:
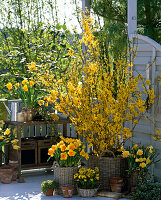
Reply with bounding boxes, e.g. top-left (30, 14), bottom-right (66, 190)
top-left (61, 185), bottom-right (74, 198)
top-left (0, 165), bottom-right (14, 184)
top-left (9, 160), bottom-right (18, 181)
top-left (53, 164), bottom-right (78, 194)
top-left (46, 188), bottom-right (54, 196)
top-left (109, 177), bottom-right (123, 193)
